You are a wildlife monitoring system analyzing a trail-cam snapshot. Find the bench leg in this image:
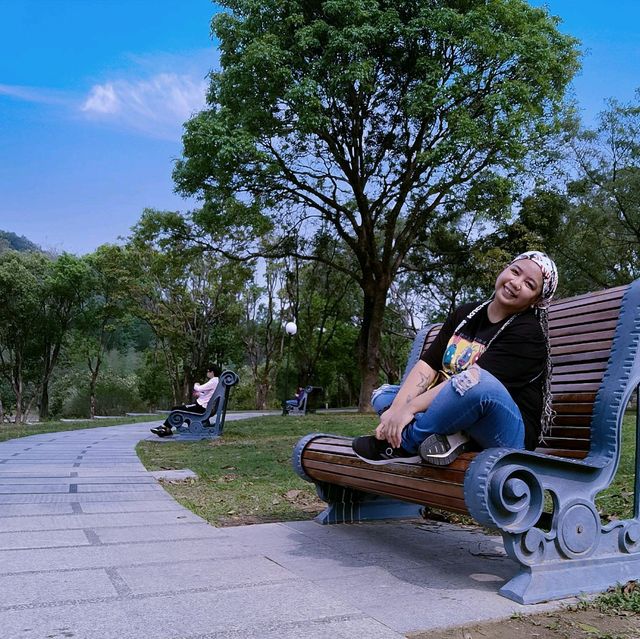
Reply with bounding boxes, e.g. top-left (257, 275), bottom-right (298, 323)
top-left (500, 542), bottom-right (640, 604)
top-left (173, 418), bottom-right (221, 441)
top-left (498, 512), bottom-right (640, 603)
top-left (315, 483), bottom-right (423, 524)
